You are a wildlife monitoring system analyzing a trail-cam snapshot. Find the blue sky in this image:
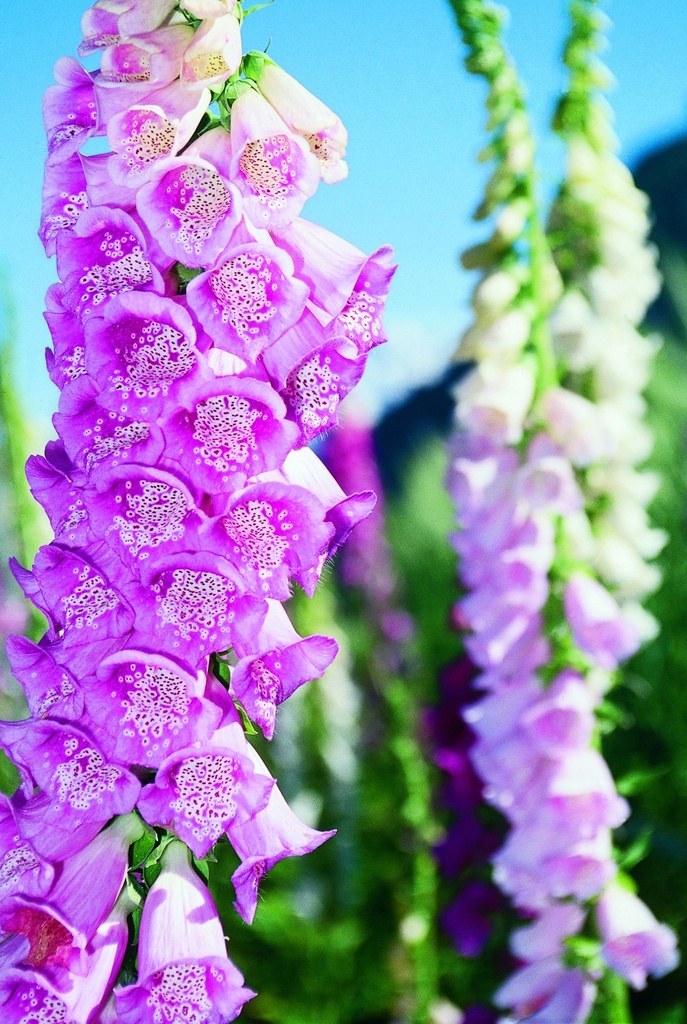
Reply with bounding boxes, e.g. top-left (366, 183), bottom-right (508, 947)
top-left (1, 0), bottom-right (687, 428)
